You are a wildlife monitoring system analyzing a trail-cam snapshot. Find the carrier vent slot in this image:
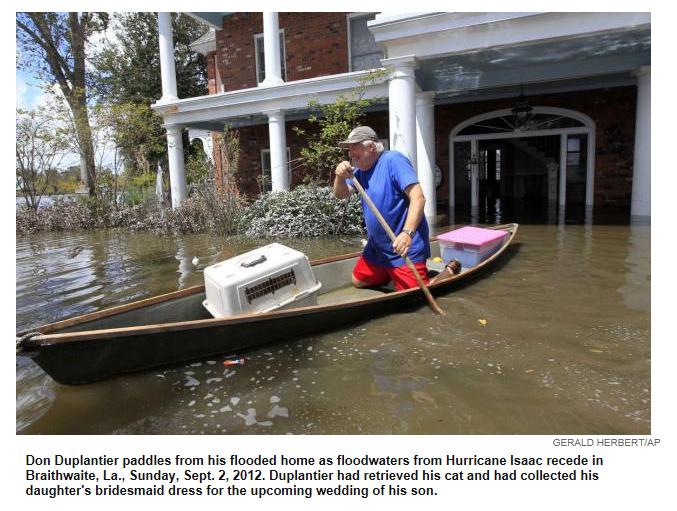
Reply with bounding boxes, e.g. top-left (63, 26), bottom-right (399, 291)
top-left (245, 270), bottom-right (297, 303)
